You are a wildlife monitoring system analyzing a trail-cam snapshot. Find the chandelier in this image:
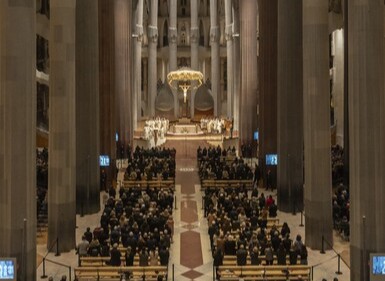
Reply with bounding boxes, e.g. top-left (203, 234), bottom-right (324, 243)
top-left (167, 67), bottom-right (204, 103)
